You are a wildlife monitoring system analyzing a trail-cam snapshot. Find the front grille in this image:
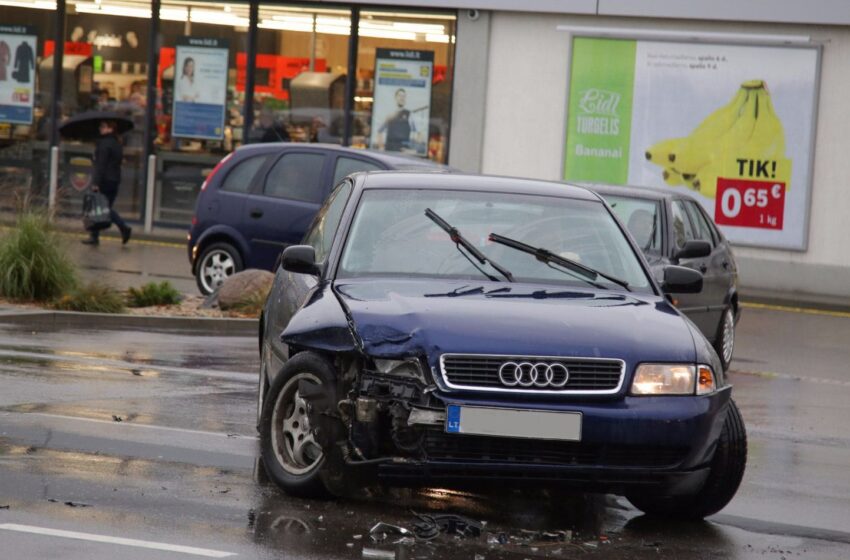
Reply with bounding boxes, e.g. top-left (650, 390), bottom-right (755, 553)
top-left (424, 430), bottom-right (687, 469)
top-left (440, 354), bottom-right (624, 393)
